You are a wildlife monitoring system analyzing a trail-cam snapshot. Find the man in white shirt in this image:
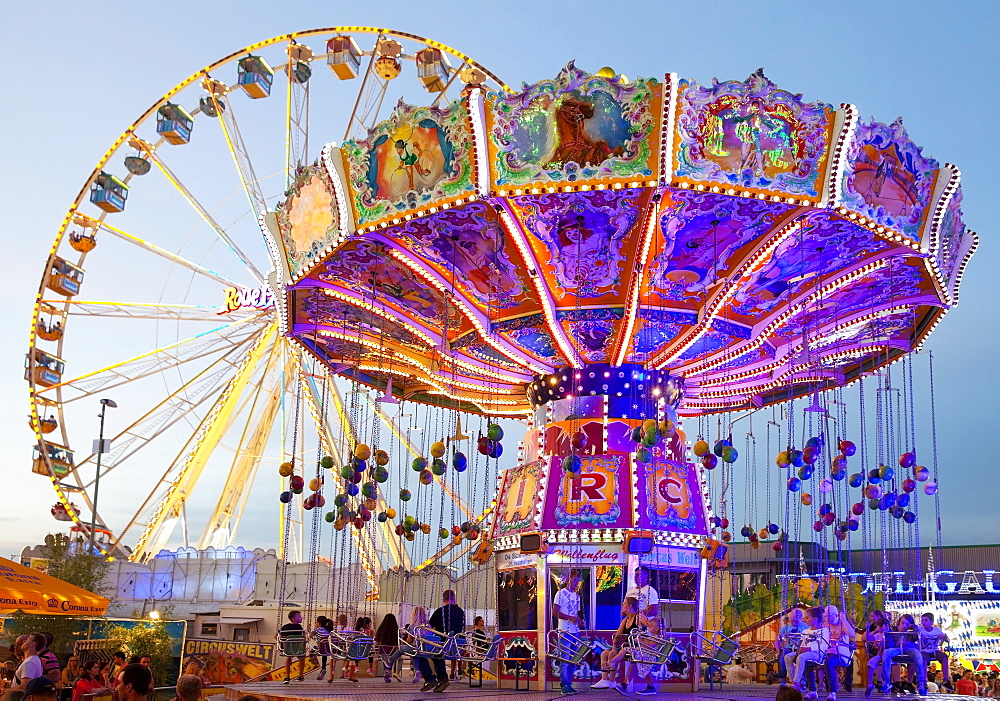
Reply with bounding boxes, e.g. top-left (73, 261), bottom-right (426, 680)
top-left (553, 570), bottom-right (583, 697)
top-left (14, 633), bottom-right (46, 691)
top-left (625, 566), bottom-right (659, 619)
top-left (725, 659), bottom-right (754, 684)
top-left (918, 613), bottom-right (950, 682)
